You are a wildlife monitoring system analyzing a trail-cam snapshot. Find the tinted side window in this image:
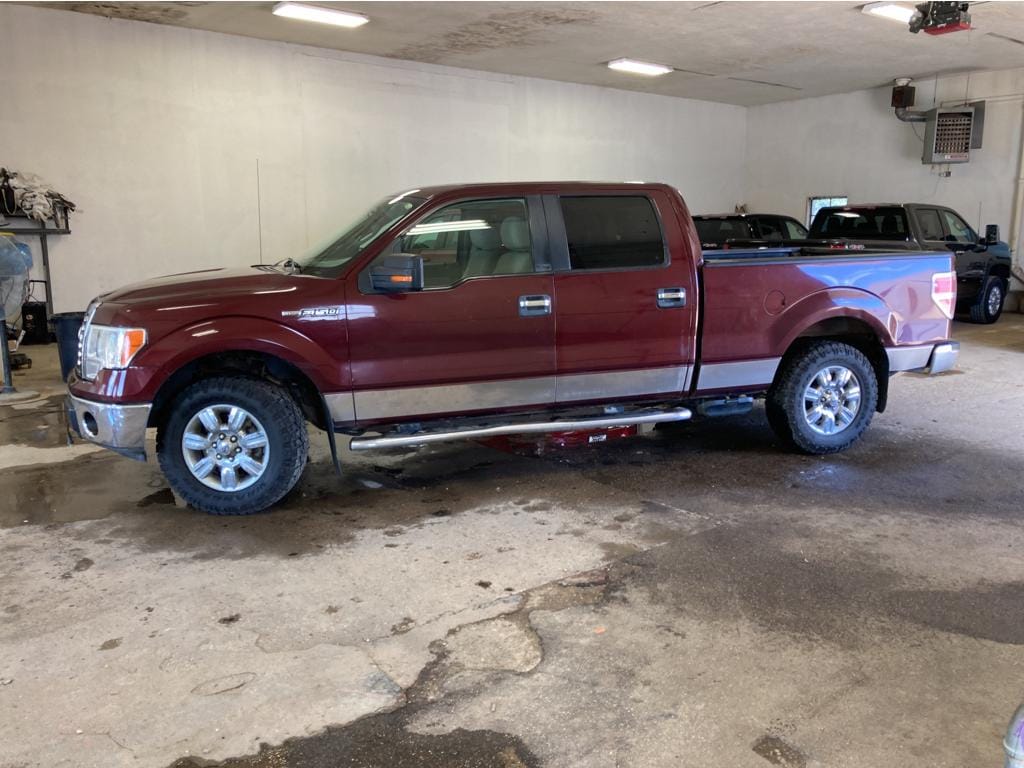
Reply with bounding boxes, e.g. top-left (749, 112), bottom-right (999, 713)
top-left (917, 208), bottom-right (944, 241)
top-left (783, 219), bottom-right (808, 239)
top-left (811, 207), bottom-right (908, 239)
top-left (940, 210), bottom-right (974, 243)
top-left (394, 198), bottom-right (534, 289)
top-left (694, 217), bottom-right (754, 244)
top-left (560, 196), bottom-right (665, 270)
top-left (755, 217), bottom-right (784, 241)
